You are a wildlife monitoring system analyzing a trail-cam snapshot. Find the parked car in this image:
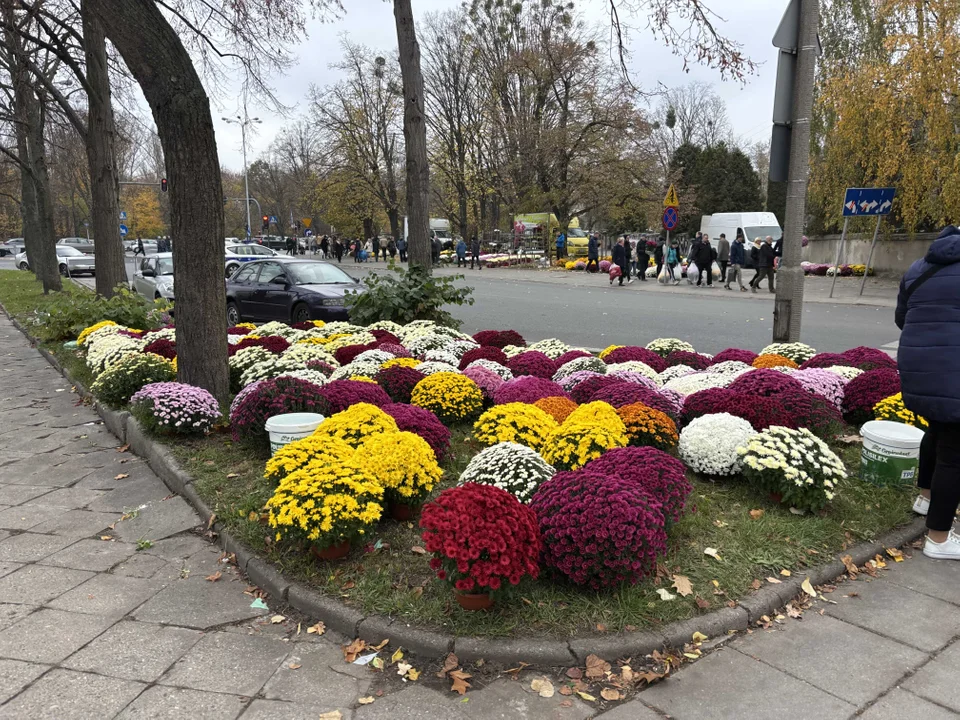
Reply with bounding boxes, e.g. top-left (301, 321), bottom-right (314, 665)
top-left (16, 245), bottom-right (96, 276)
top-left (0, 238), bottom-right (24, 257)
top-left (224, 242), bottom-right (279, 277)
top-left (225, 259), bottom-right (362, 325)
top-left (58, 237), bottom-right (96, 255)
top-left (124, 238), bottom-right (159, 255)
top-left (131, 253), bottom-right (175, 301)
